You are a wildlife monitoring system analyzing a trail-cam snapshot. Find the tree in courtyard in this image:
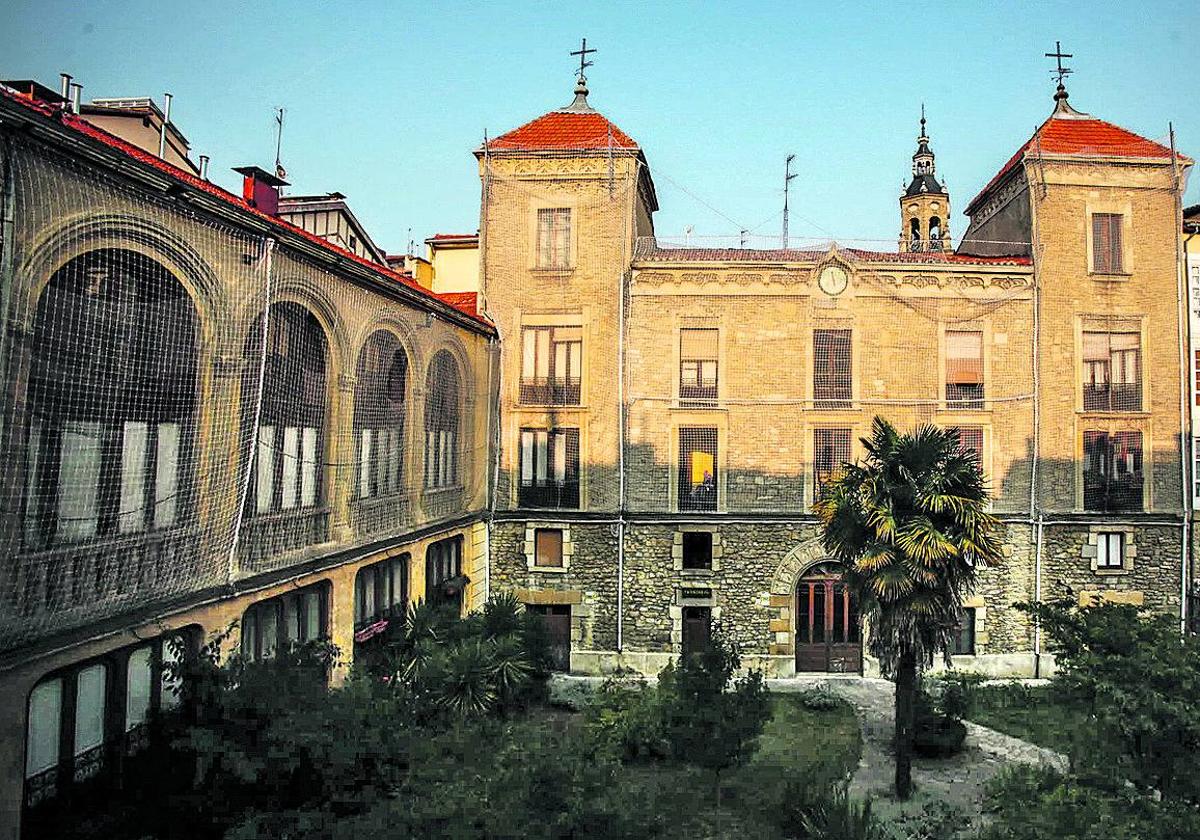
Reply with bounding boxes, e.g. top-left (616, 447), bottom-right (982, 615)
top-left (813, 418), bottom-right (1003, 799)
